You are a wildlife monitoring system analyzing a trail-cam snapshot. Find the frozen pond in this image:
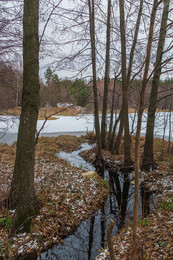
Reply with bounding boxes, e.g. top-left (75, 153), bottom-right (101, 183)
top-left (0, 112), bottom-right (172, 144)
